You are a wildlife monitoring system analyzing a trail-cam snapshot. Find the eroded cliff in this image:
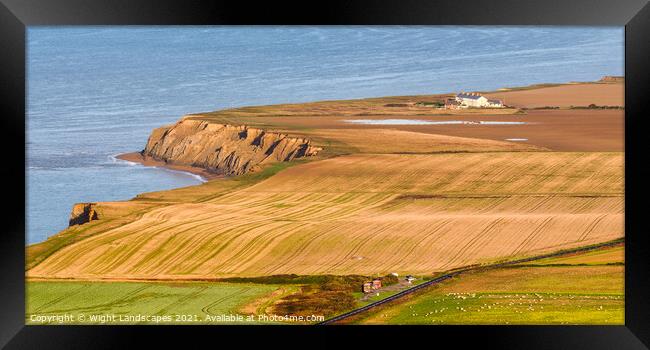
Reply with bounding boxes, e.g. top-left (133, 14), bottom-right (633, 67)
top-left (69, 203), bottom-right (99, 226)
top-left (141, 117), bottom-right (322, 176)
